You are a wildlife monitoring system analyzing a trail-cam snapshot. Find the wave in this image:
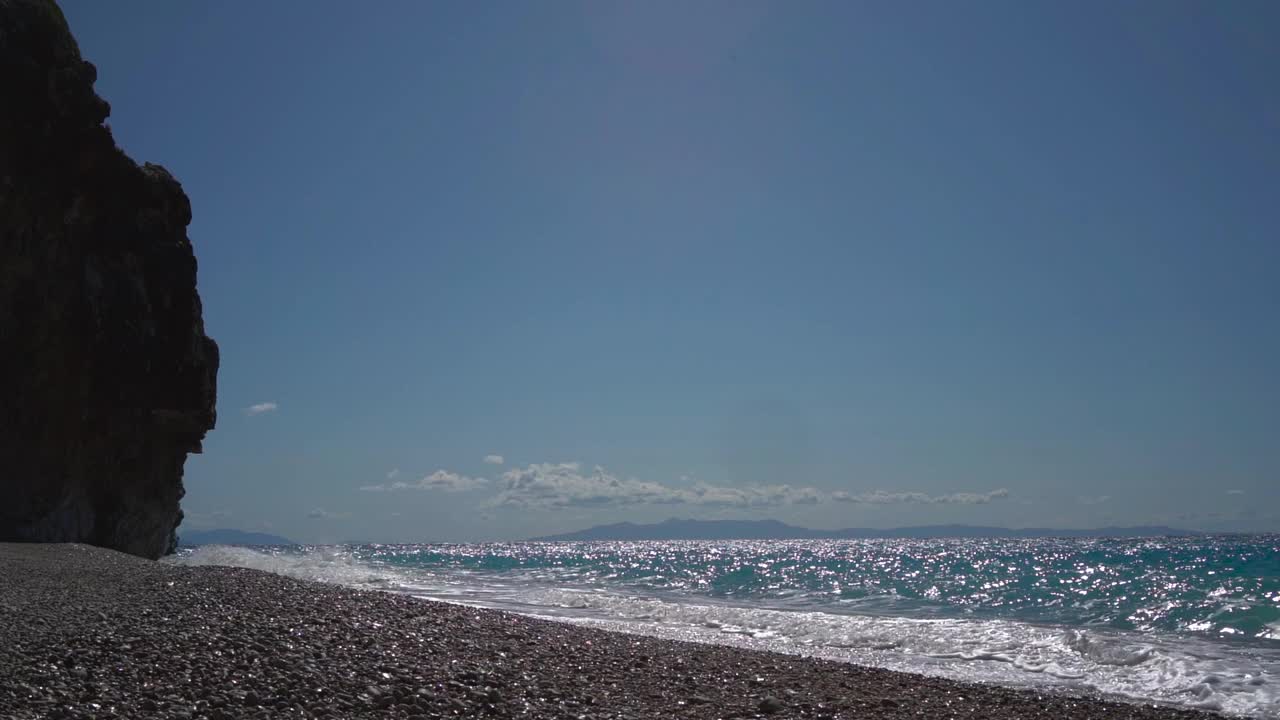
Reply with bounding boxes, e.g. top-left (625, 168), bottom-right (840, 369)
top-left (481, 585), bottom-right (1276, 716)
top-left (170, 544), bottom-right (410, 590)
